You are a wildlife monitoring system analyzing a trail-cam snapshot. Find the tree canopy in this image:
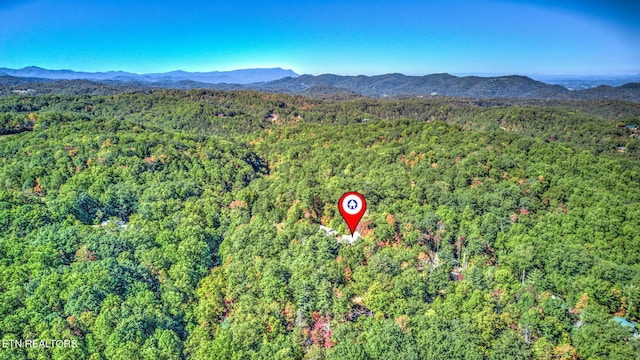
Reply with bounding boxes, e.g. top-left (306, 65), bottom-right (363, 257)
top-left (1, 90), bottom-right (639, 358)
